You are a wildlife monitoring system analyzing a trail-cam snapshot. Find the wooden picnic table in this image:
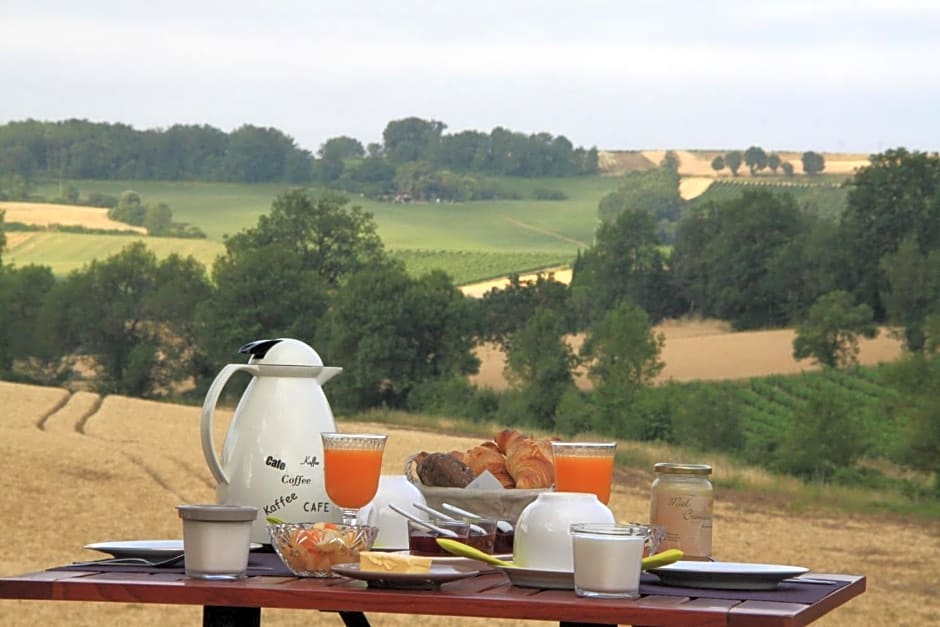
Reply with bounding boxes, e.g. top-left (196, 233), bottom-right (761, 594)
top-left (0, 560), bottom-right (865, 627)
